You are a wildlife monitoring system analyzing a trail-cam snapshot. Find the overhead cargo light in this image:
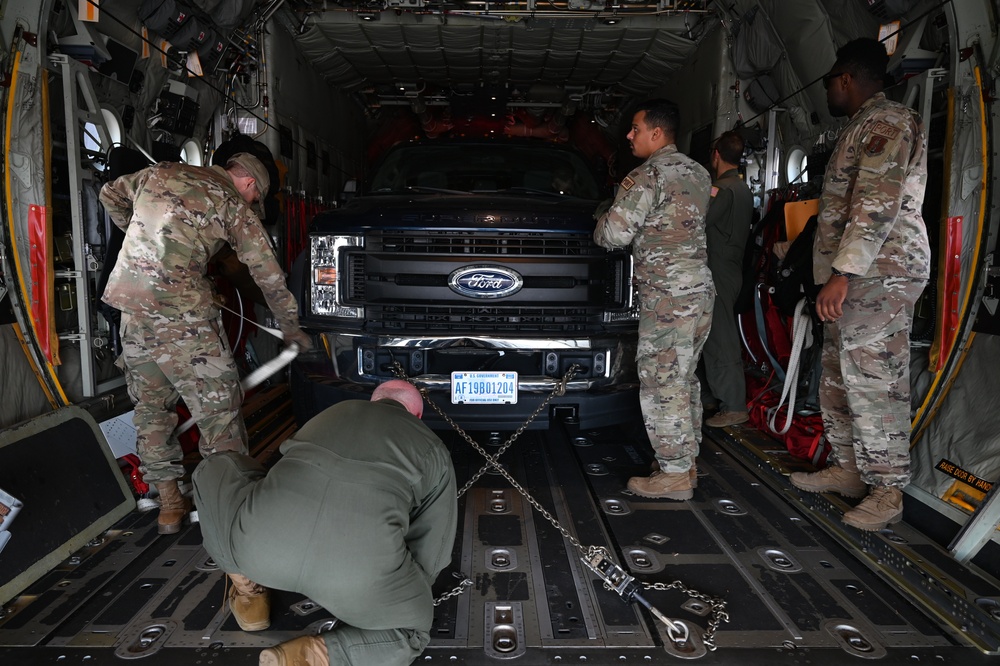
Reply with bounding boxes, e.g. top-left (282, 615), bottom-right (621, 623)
top-left (397, 82), bottom-right (422, 97)
top-left (235, 114), bottom-right (259, 135)
top-left (357, 10), bottom-right (381, 20)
